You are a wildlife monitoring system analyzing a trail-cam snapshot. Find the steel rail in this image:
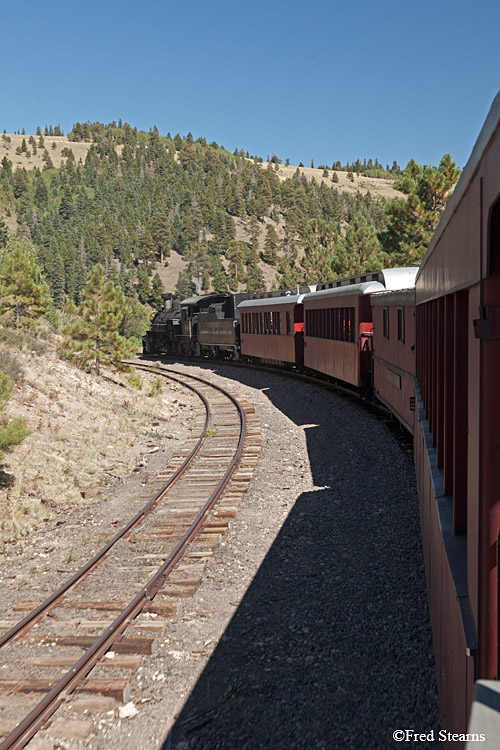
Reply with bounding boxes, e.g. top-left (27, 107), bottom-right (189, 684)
top-left (0, 371), bottom-right (210, 650)
top-left (0, 368), bottom-right (247, 750)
